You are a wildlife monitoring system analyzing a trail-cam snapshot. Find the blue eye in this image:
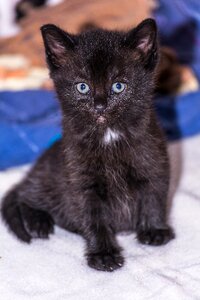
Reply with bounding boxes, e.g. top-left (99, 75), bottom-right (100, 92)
top-left (112, 82), bottom-right (126, 94)
top-left (76, 83), bottom-right (90, 94)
